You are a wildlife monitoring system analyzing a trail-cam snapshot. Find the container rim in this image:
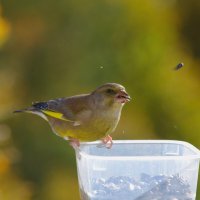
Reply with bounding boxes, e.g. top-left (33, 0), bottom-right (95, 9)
top-left (76, 140), bottom-right (200, 161)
